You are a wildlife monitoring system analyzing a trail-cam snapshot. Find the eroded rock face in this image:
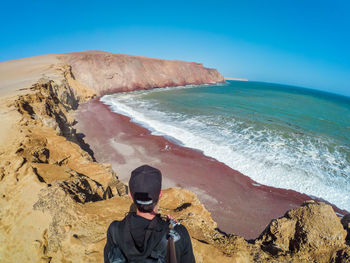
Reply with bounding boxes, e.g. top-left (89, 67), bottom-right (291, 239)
top-left (0, 76), bottom-right (121, 262)
top-left (62, 51), bottom-right (225, 95)
top-left (0, 54), bottom-right (349, 263)
top-left (256, 200), bottom-right (348, 262)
